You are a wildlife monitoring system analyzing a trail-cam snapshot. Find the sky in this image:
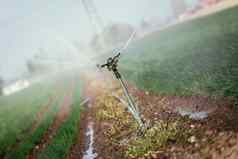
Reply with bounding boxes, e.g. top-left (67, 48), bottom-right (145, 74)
top-left (0, 0), bottom-right (197, 81)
